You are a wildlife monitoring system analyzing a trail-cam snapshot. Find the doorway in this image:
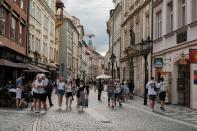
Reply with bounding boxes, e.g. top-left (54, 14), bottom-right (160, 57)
top-left (177, 62), bottom-right (190, 106)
